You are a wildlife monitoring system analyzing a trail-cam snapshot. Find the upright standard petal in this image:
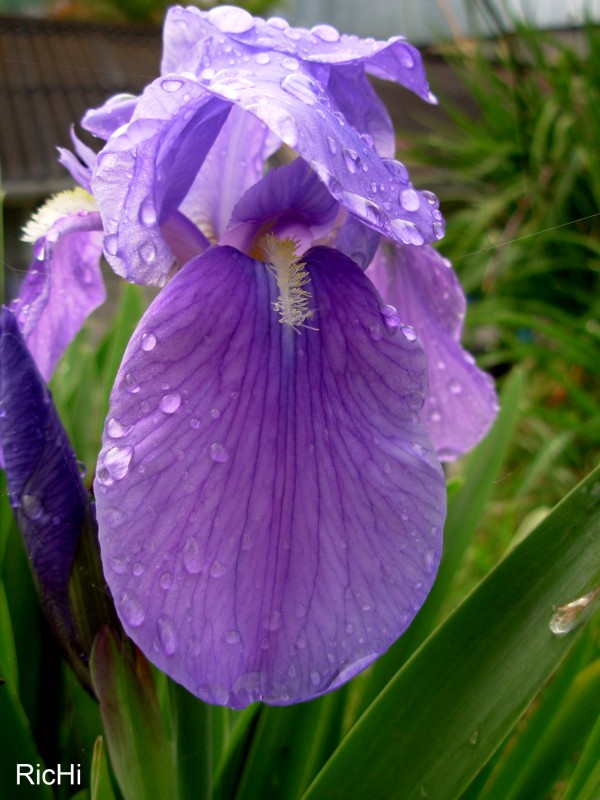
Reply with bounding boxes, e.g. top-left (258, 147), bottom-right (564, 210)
top-left (367, 243), bottom-right (499, 460)
top-left (179, 105), bottom-right (279, 243)
top-left (92, 82), bottom-right (230, 285)
top-left (162, 6), bottom-right (433, 104)
top-left (13, 209), bottom-right (105, 382)
top-left (0, 308), bottom-right (94, 678)
top-left (95, 245), bottom-right (446, 707)
top-left (224, 158), bottom-right (339, 253)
